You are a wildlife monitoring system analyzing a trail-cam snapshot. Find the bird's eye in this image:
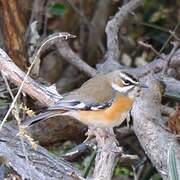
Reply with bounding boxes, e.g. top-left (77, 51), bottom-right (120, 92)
top-left (122, 79), bottom-right (131, 86)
